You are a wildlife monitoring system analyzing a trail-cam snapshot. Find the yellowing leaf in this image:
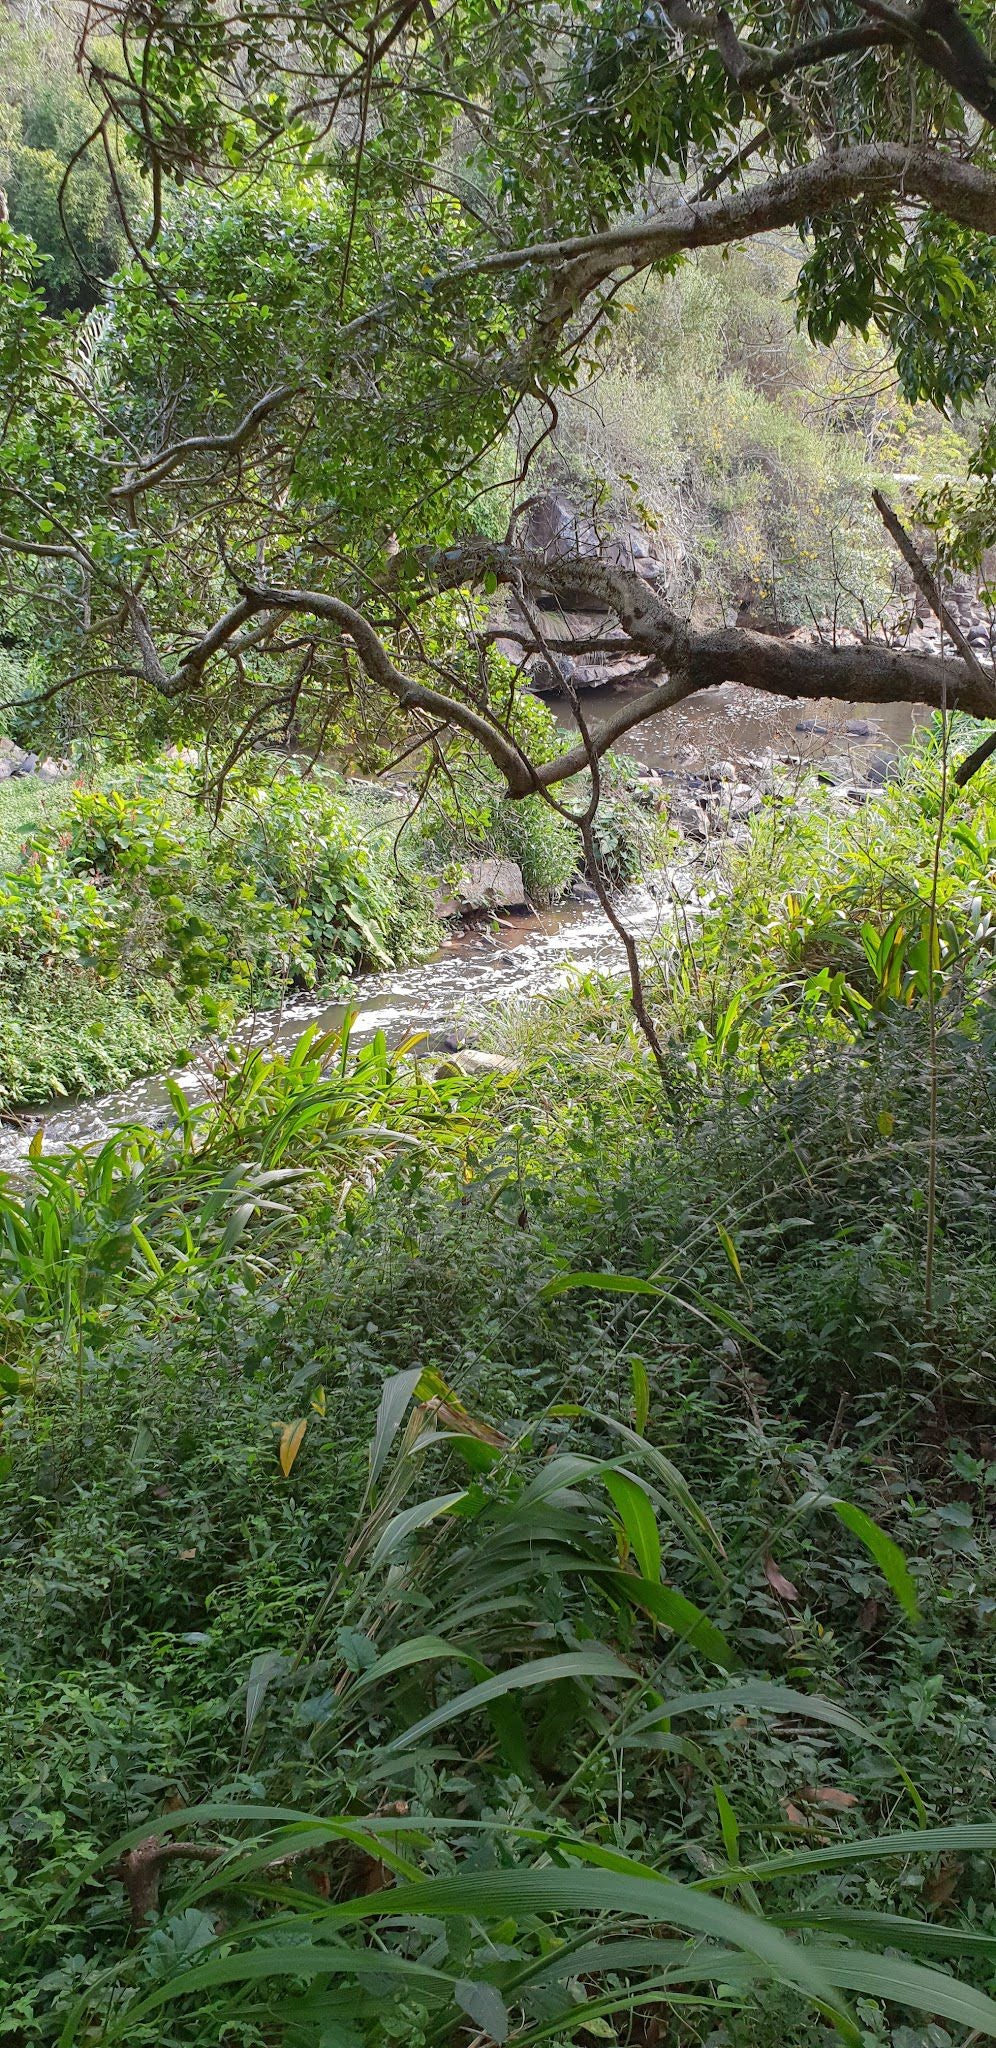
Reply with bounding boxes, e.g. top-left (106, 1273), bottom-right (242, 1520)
top-left (716, 1223), bottom-right (743, 1282)
top-left (877, 1109), bottom-right (895, 1137)
top-left (28, 1127), bottom-right (43, 1158)
top-left (311, 1387), bottom-right (327, 1416)
top-left (278, 1417), bottom-right (307, 1477)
